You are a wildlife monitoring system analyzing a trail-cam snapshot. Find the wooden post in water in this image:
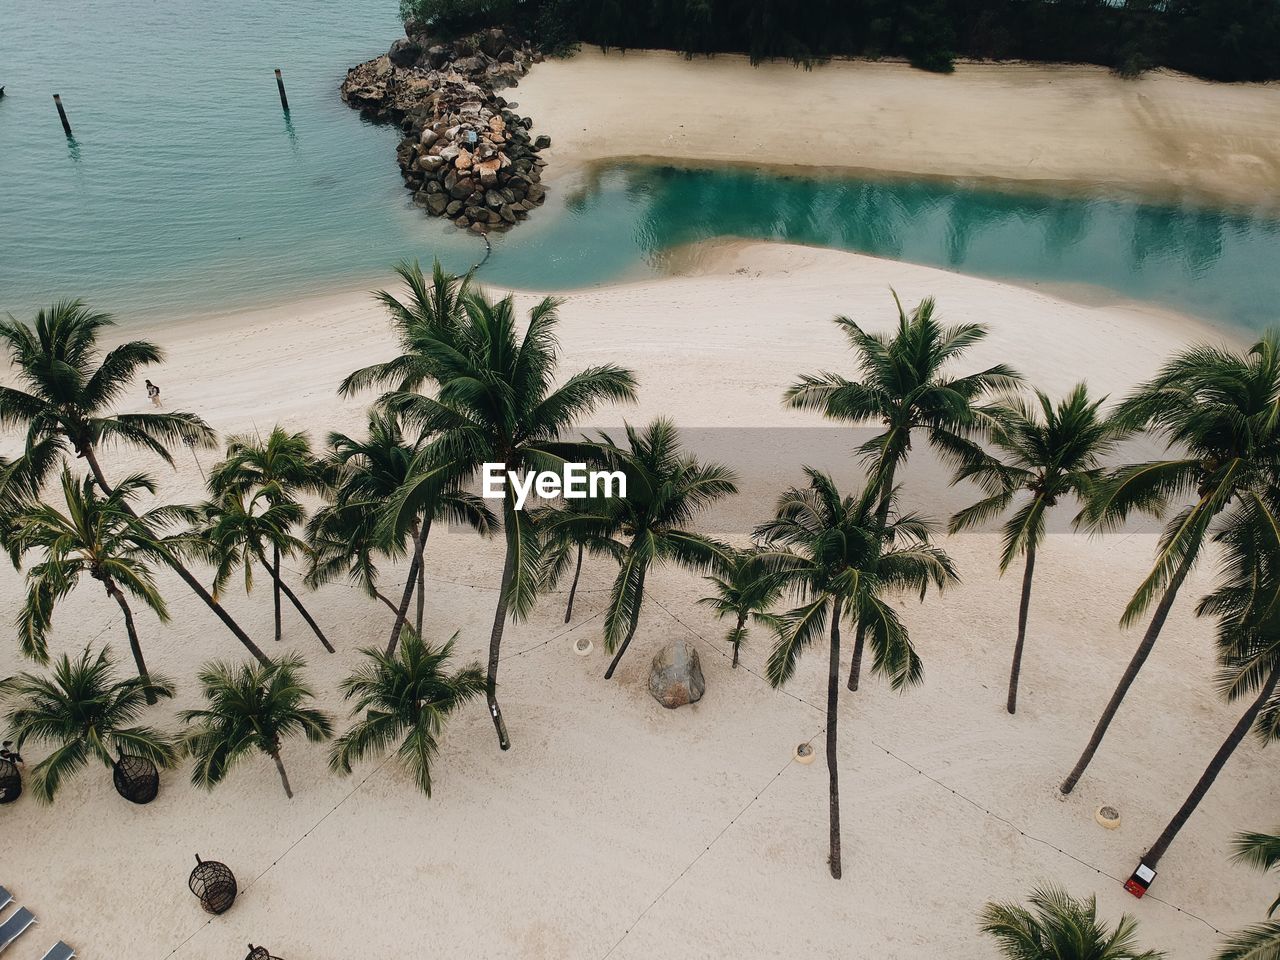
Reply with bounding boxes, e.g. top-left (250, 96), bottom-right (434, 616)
top-left (274, 69), bottom-right (289, 112)
top-left (52, 94), bottom-right (73, 137)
